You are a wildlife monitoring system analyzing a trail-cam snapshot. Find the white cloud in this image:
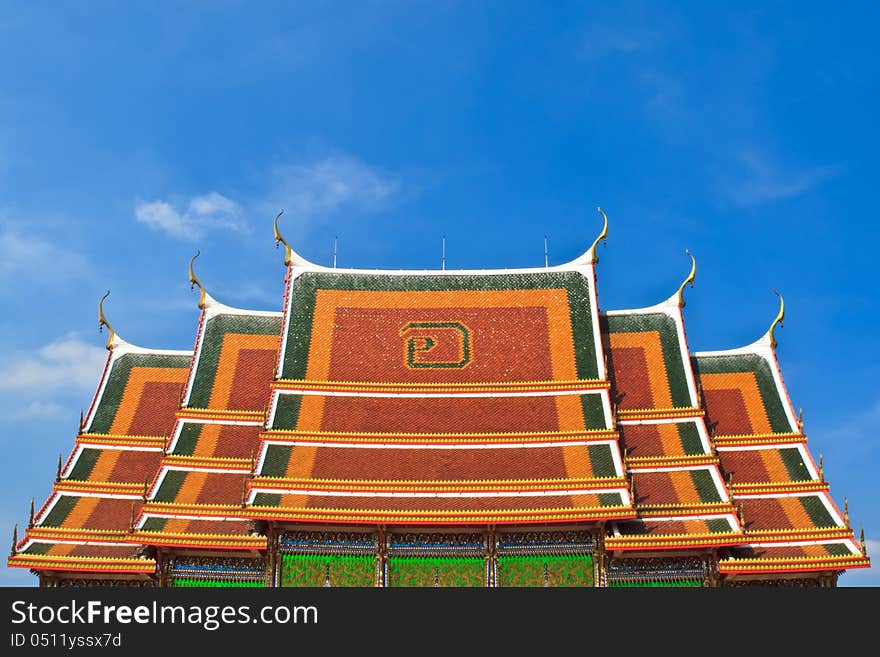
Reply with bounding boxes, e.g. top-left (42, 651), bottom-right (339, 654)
top-left (266, 155), bottom-right (401, 225)
top-left (0, 335), bottom-right (106, 391)
top-left (0, 229), bottom-right (89, 285)
top-left (135, 192), bottom-right (243, 241)
top-left (720, 148), bottom-right (841, 206)
top-left (13, 401), bottom-right (63, 419)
